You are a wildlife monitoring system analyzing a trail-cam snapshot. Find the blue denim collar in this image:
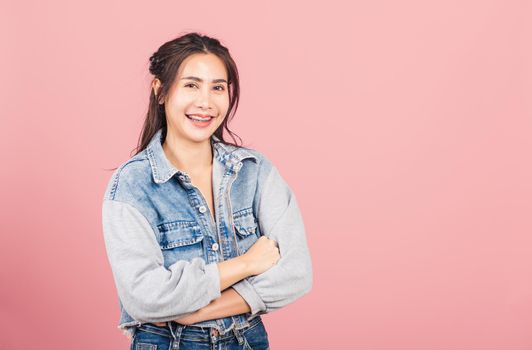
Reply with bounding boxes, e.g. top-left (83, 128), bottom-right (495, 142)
top-left (146, 128), bottom-right (257, 184)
